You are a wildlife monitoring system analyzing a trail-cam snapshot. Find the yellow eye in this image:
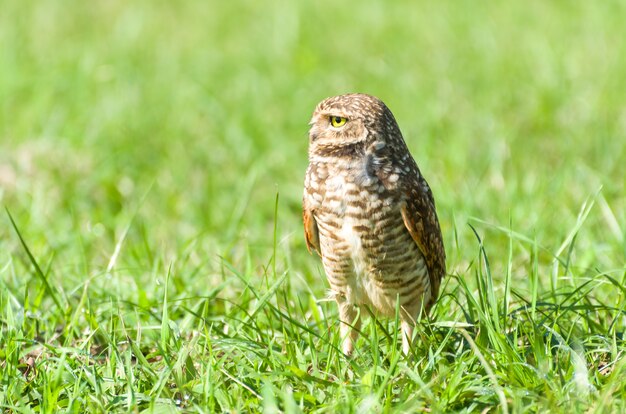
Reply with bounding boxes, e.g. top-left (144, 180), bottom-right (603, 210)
top-left (330, 116), bottom-right (347, 128)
